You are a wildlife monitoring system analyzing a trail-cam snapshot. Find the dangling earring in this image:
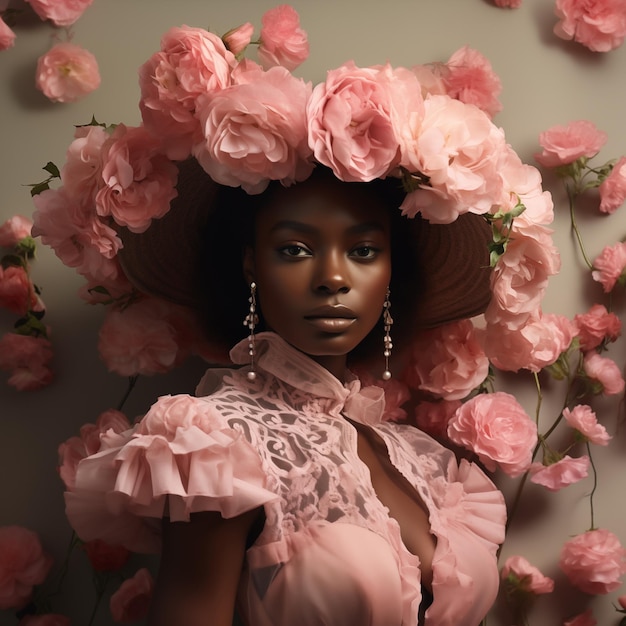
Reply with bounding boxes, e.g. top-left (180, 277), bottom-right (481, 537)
top-left (243, 281), bottom-right (259, 381)
top-left (382, 287), bottom-right (393, 380)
